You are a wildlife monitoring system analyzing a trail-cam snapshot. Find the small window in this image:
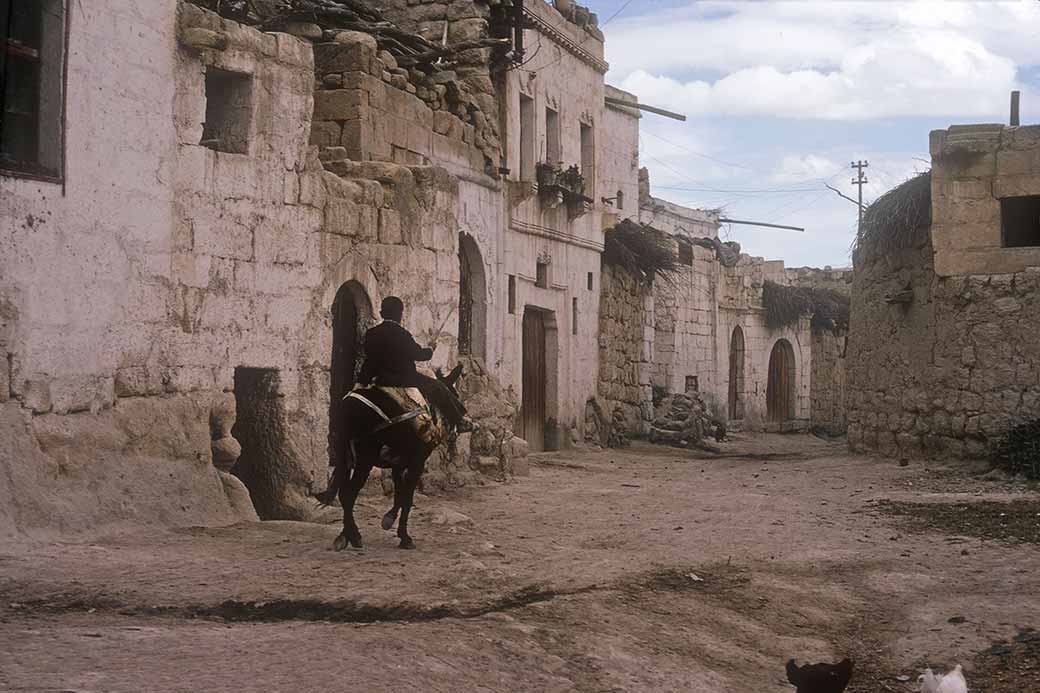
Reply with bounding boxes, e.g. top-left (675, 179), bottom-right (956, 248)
top-left (678, 241), bottom-right (693, 265)
top-left (1001, 195), bottom-right (1040, 248)
top-left (587, 272), bottom-right (593, 291)
top-left (508, 274), bottom-right (516, 314)
top-left (685, 376), bottom-right (699, 393)
top-left (616, 189), bottom-right (624, 210)
top-left (535, 261), bottom-right (549, 289)
top-left (580, 123), bottom-right (594, 197)
top-left (519, 93), bottom-right (535, 181)
top-left (1, 0), bottom-right (67, 179)
top-left (545, 107), bottom-right (560, 164)
top-left (201, 67), bottom-right (253, 154)
top-left (572, 297), bottom-right (578, 335)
